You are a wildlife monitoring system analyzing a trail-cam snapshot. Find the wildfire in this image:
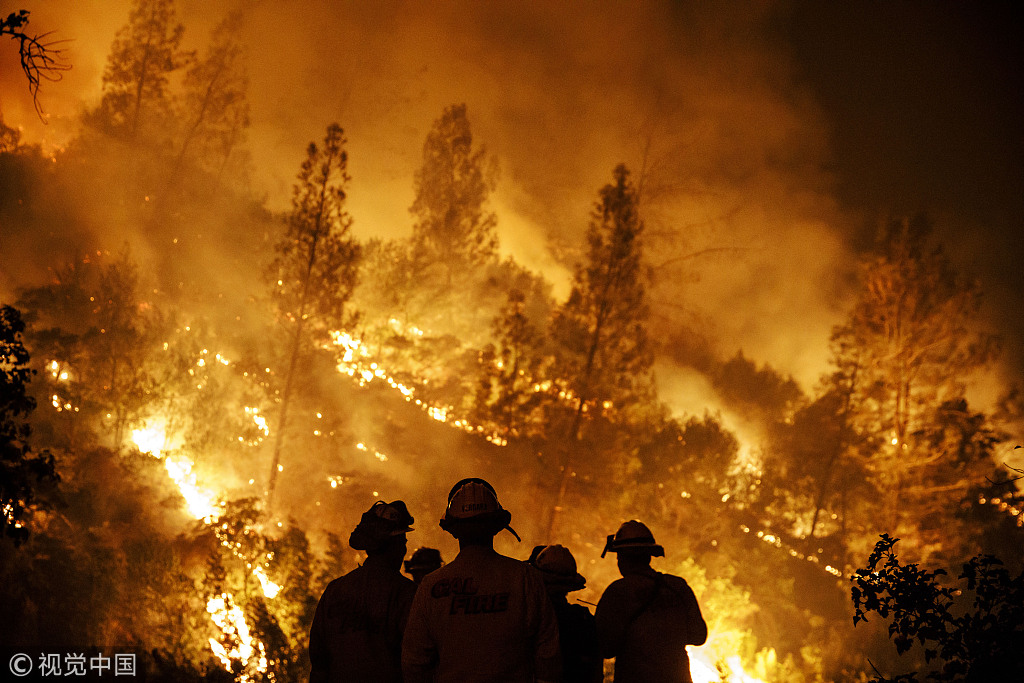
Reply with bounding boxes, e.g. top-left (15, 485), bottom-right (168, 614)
top-left (252, 565), bottom-right (282, 599)
top-left (690, 652), bottom-right (768, 683)
top-left (207, 593), bottom-right (269, 682)
top-left (131, 423), bottom-right (221, 521)
top-left (131, 419), bottom-right (279, 679)
top-left (328, 329), bottom-right (508, 445)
